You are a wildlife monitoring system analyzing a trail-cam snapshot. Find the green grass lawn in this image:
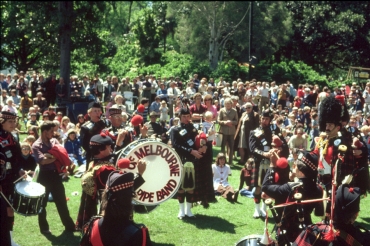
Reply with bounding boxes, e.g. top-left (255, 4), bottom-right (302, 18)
top-left (12, 143), bottom-right (370, 246)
